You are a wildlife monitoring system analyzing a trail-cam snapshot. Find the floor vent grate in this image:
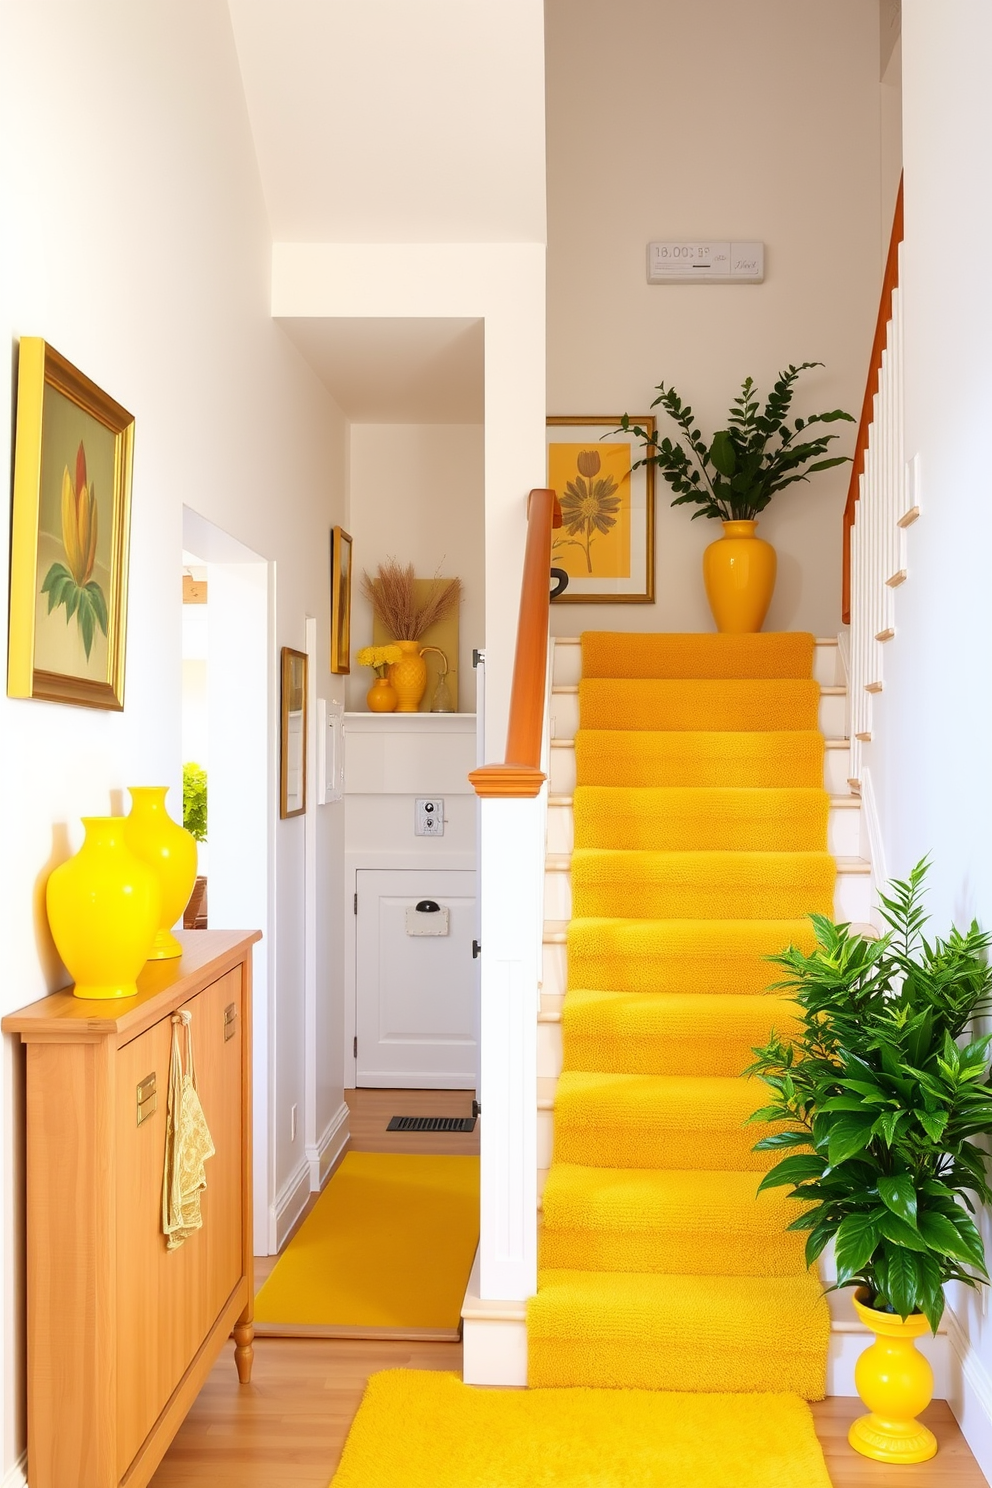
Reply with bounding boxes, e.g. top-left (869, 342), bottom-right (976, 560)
top-left (386, 1115), bottom-right (477, 1133)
